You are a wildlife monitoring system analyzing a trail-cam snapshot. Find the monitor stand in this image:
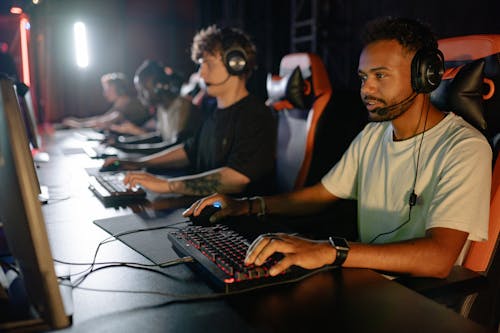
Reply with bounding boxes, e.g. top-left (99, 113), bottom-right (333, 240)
top-left (33, 151), bottom-right (50, 163)
top-left (38, 185), bottom-right (49, 204)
